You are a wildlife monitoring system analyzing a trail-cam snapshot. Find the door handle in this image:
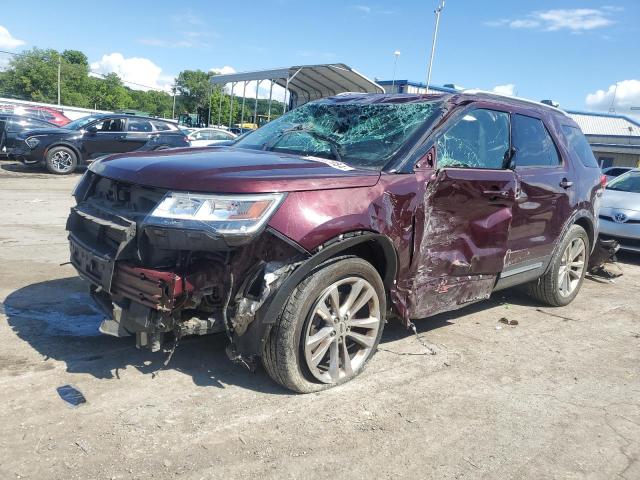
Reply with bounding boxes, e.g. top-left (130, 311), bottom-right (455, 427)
top-left (559, 178), bottom-right (573, 189)
top-left (115, 135), bottom-right (126, 141)
top-left (482, 189), bottom-right (513, 200)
